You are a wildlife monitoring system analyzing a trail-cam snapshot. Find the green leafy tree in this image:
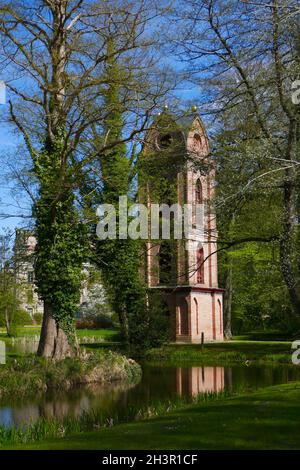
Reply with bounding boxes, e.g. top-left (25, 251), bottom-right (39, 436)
top-left (215, 106), bottom-right (293, 334)
top-left (0, 0), bottom-right (168, 358)
top-left (87, 39), bottom-right (173, 354)
top-left (0, 231), bottom-right (25, 336)
top-left (92, 38), bottom-right (146, 351)
top-left (174, 0), bottom-right (300, 320)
